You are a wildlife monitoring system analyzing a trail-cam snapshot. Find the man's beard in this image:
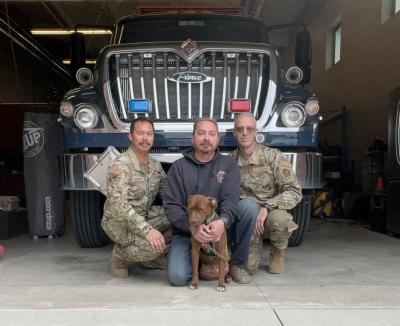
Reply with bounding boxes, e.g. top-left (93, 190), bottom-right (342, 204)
top-left (195, 142), bottom-right (215, 155)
